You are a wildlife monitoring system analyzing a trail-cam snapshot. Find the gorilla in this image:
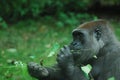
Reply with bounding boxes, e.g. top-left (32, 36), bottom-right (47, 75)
top-left (27, 19), bottom-right (120, 80)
